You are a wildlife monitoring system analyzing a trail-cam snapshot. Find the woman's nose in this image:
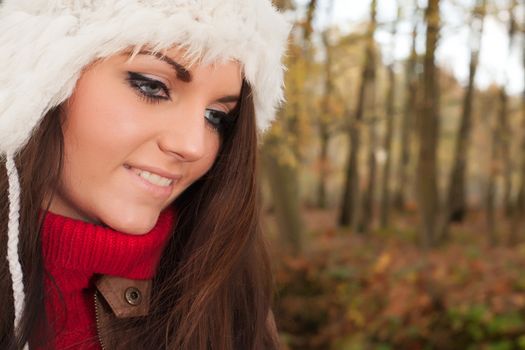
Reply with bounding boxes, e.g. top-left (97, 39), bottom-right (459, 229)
top-left (157, 107), bottom-right (210, 162)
